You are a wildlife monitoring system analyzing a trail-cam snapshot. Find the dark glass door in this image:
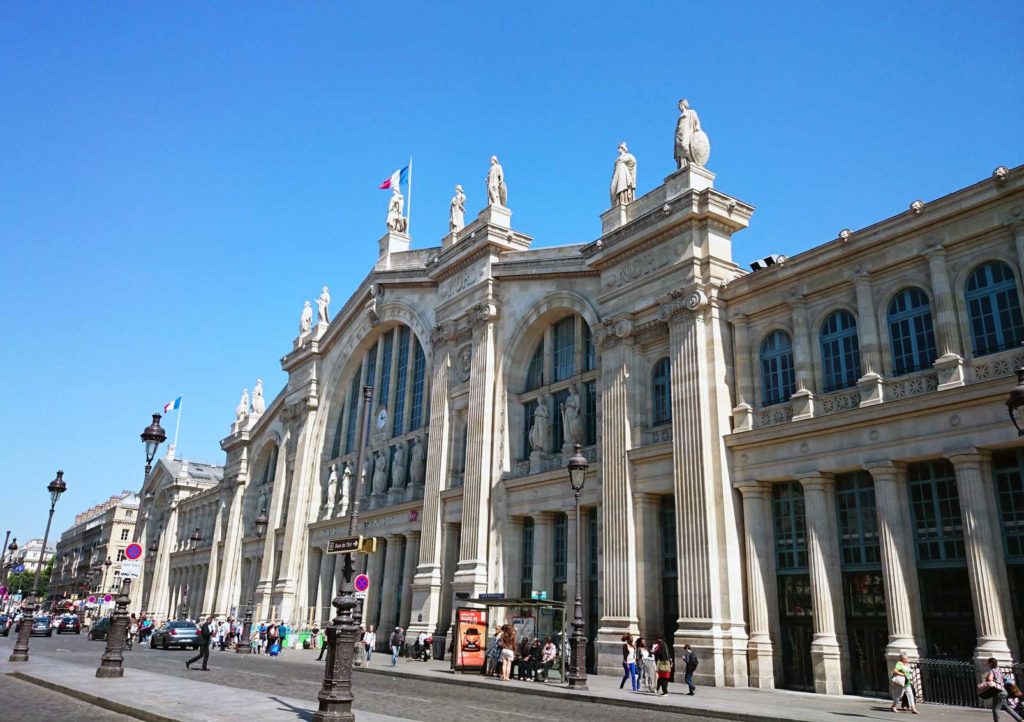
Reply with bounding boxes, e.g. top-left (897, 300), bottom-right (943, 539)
top-left (779, 574), bottom-right (814, 692)
top-left (844, 571), bottom-right (888, 696)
